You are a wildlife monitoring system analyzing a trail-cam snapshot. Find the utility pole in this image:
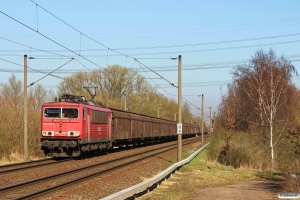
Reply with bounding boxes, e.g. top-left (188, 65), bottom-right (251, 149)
top-left (201, 94), bottom-right (204, 146)
top-left (157, 105), bottom-right (160, 118)
top-left (24, 55), bottom-right (28, 160)
top-left (213, 112), bottom-right (216, 131)
top-left (210, 107), bottom-right (212, 136)
top-left (177, 55), bottom-right (182, 162)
